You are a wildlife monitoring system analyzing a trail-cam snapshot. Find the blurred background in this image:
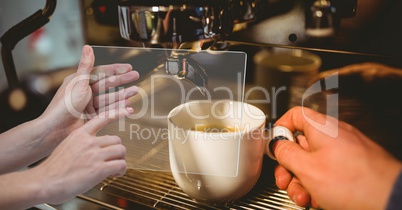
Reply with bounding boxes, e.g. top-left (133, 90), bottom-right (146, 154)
top-left (2, 0), bottom-right (401, 132)
top-left (0, 0), bottom-right (84, 91)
